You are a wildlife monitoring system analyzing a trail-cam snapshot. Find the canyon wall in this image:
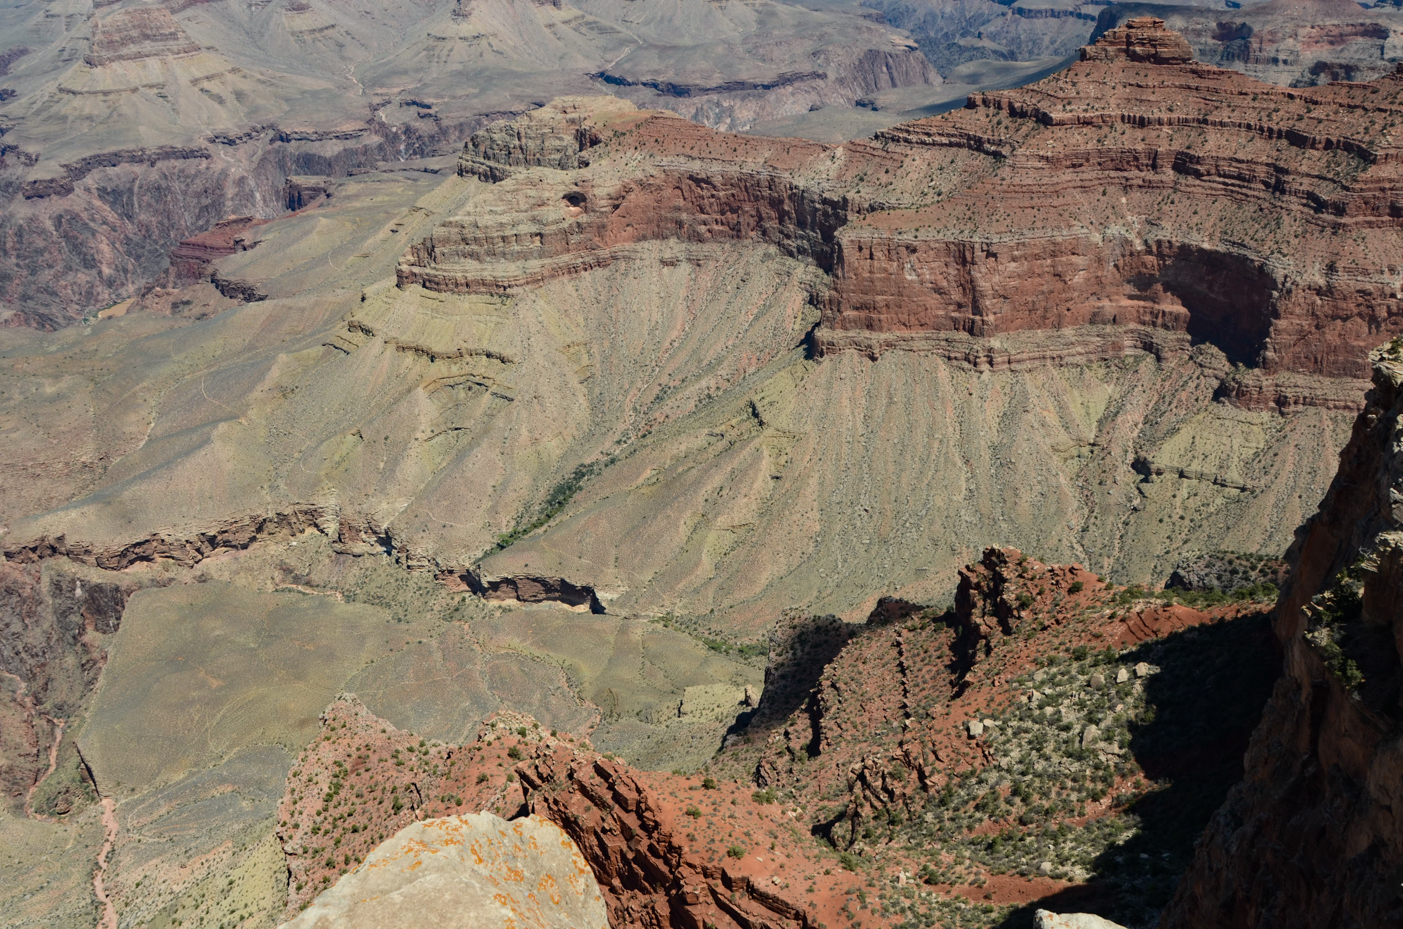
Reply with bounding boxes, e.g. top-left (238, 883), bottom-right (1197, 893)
top-left (1162, 339), bottom-right (1403, 929)
top-left (406, 23), bottom-right (1403, 388)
